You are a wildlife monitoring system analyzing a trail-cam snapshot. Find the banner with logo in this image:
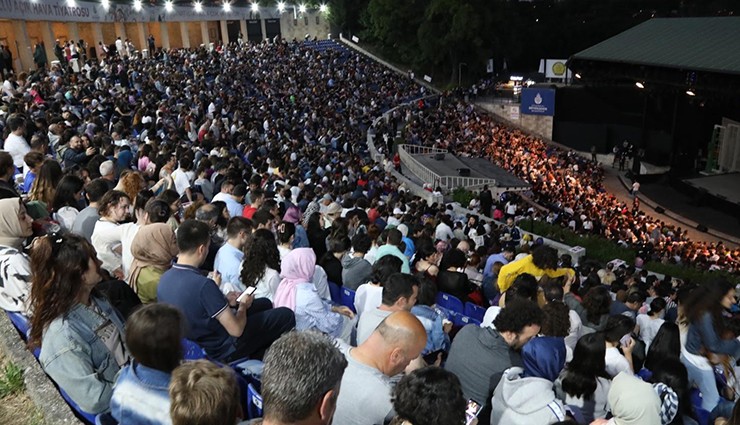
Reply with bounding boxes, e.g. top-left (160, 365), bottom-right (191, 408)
top-left (486, 58), bottom-right (494, 74)
top-left (545, 59), bottom-right (568, 79)
top-left (520, 88), bottom-right (555, 116)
